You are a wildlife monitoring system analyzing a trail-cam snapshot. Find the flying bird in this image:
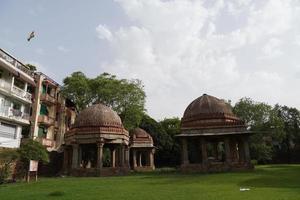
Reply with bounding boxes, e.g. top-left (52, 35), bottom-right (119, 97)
top-left (27, 31), bottom-right (35, 41)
